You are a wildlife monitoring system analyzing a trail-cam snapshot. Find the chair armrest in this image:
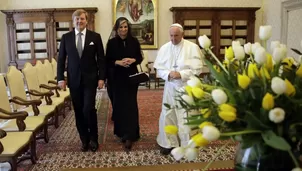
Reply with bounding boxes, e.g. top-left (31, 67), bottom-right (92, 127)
top-left (48, 80), bottom-right (57, 85)
top-left (0, 108), bottom-right (28, 131)
top-left (40, 84), bottom-right (60, 97)
top-left (10, 97), bottom-right (41, 116)
top-left (28, 89), bottom-right (53, 105)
